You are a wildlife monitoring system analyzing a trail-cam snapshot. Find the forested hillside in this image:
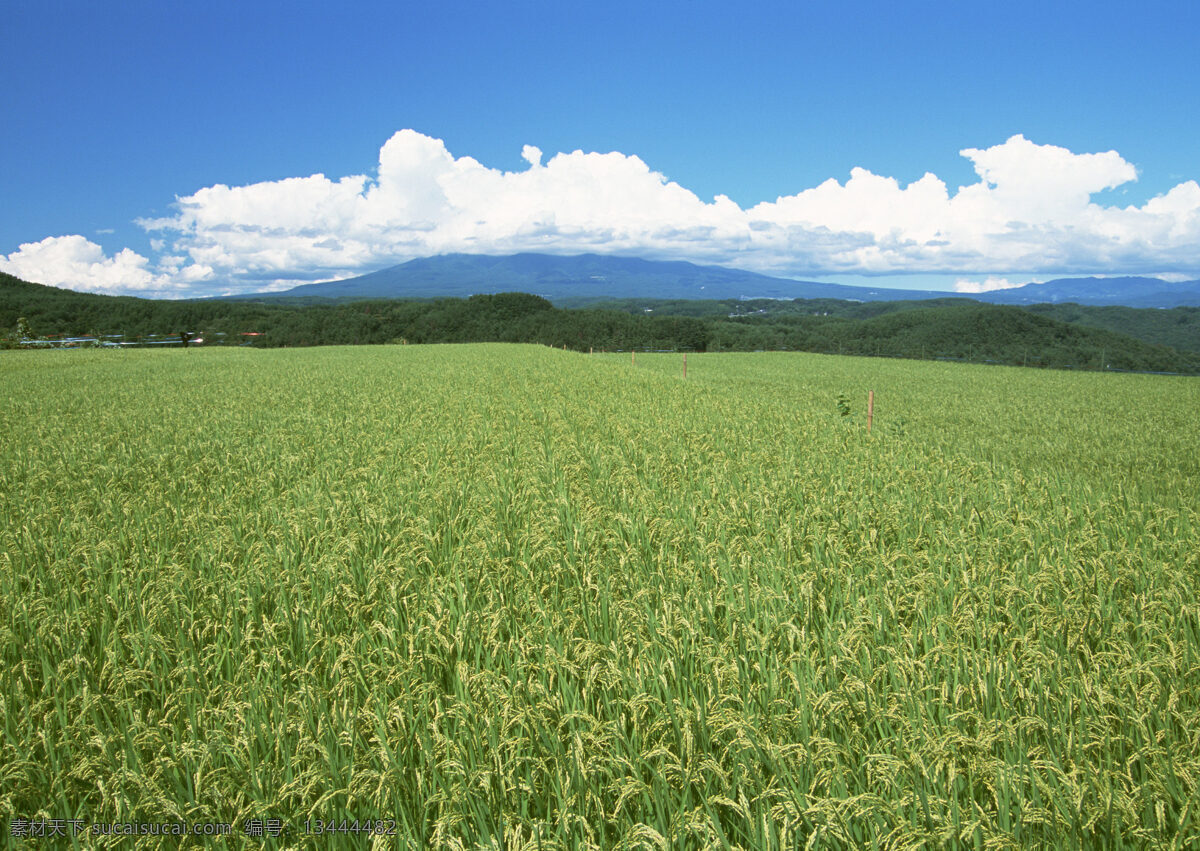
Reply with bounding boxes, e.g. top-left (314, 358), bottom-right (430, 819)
top-left (3, 272), bottom-right (1198, 373)
top-left (1027, 303), bottom-right (1200, 354)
